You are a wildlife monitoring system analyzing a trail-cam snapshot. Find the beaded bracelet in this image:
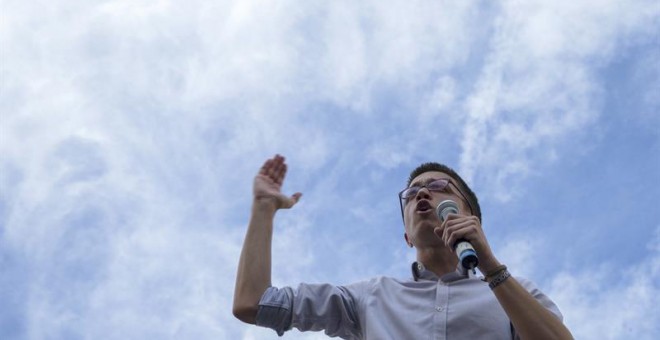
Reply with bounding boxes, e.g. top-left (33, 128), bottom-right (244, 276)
top-left (484, 265), bottom-right (507, 278)
top-left (481, 265), bottom-right (507, 282)
top-left (488, 269), bottom-right (511, 289)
